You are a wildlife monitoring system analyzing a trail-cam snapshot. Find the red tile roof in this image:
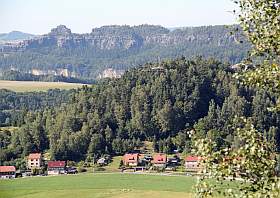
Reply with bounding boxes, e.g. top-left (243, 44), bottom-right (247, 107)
top-left (28, 153), bottom-right (41, 159)
top-left (48, 161), bottom-right (66, 168)
top-left (0, 166), bottom-right (16, 172)
top-left (123, 154), bottom-right (139, 163)
top-left (185, 156), bottom-right (201, 162)
top-left (152, 153), bottom-right (167, 164)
